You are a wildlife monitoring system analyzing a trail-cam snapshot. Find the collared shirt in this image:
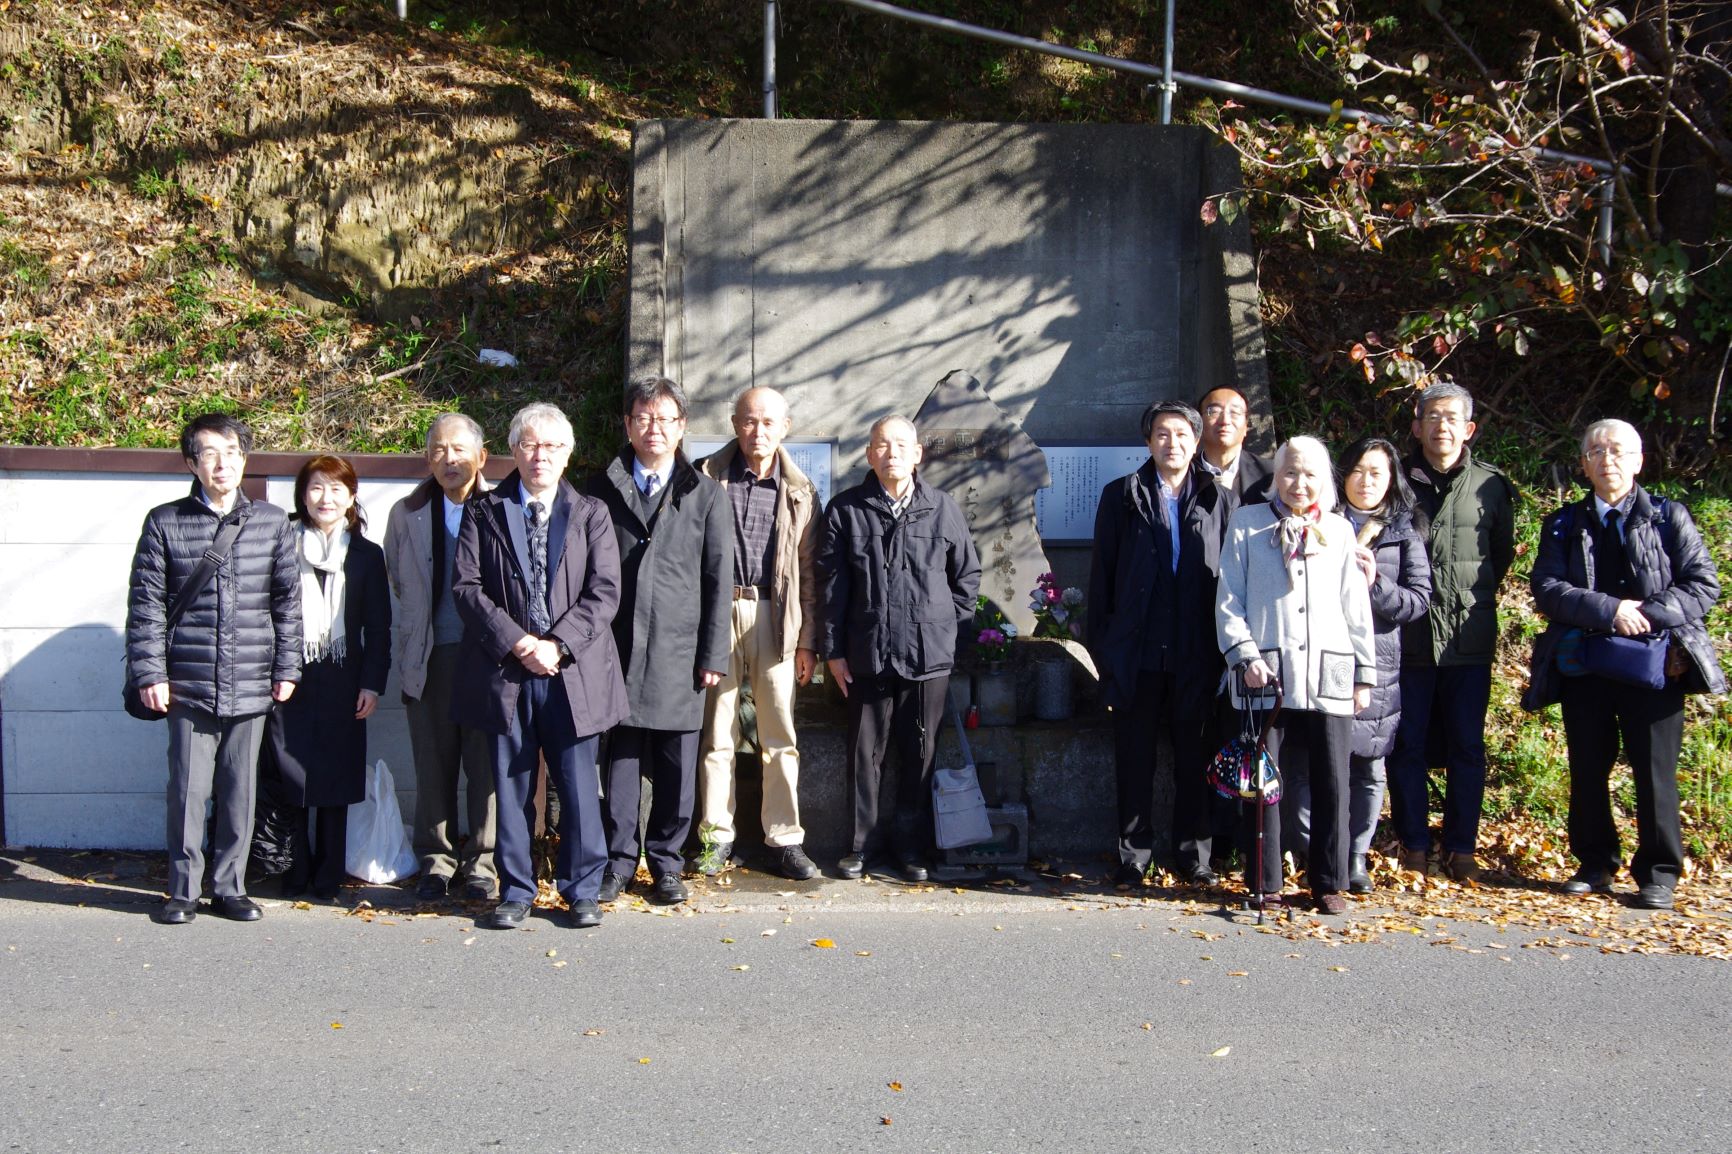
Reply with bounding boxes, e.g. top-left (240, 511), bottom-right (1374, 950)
top-left (1201, 451), bottom-right (1240, 494)
top-left (197, 487), bottom-right (239, 517)
top-left (442, 493), bottom-right (465, 541)
top-left (632, 456), bottom-right (669, 497)
top-left (1155, 470), bottom-right (1187, 572)
top-left (728, 451), bottom-right (779, 589)
top-left (1593, 492), bottom-right (1635, 541)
